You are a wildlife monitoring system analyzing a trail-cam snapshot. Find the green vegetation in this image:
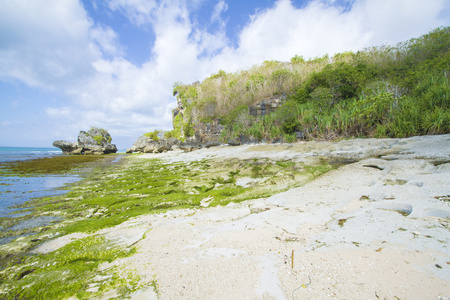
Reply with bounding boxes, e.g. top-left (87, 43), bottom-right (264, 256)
top-left (87, 127), bottom-right (112, 145)
top-left (171, 27), bottom-right (450, 141)
top-left (22, 156), bottom-right (332, 234)
top-left (144, 129), bottom-right (161, 141)
top-left (3, 27), bottom-right (449, 299)
top-left (0, 236), bottom-right (138, 299)
top-left (0, 155), bottom-right (334, 298)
